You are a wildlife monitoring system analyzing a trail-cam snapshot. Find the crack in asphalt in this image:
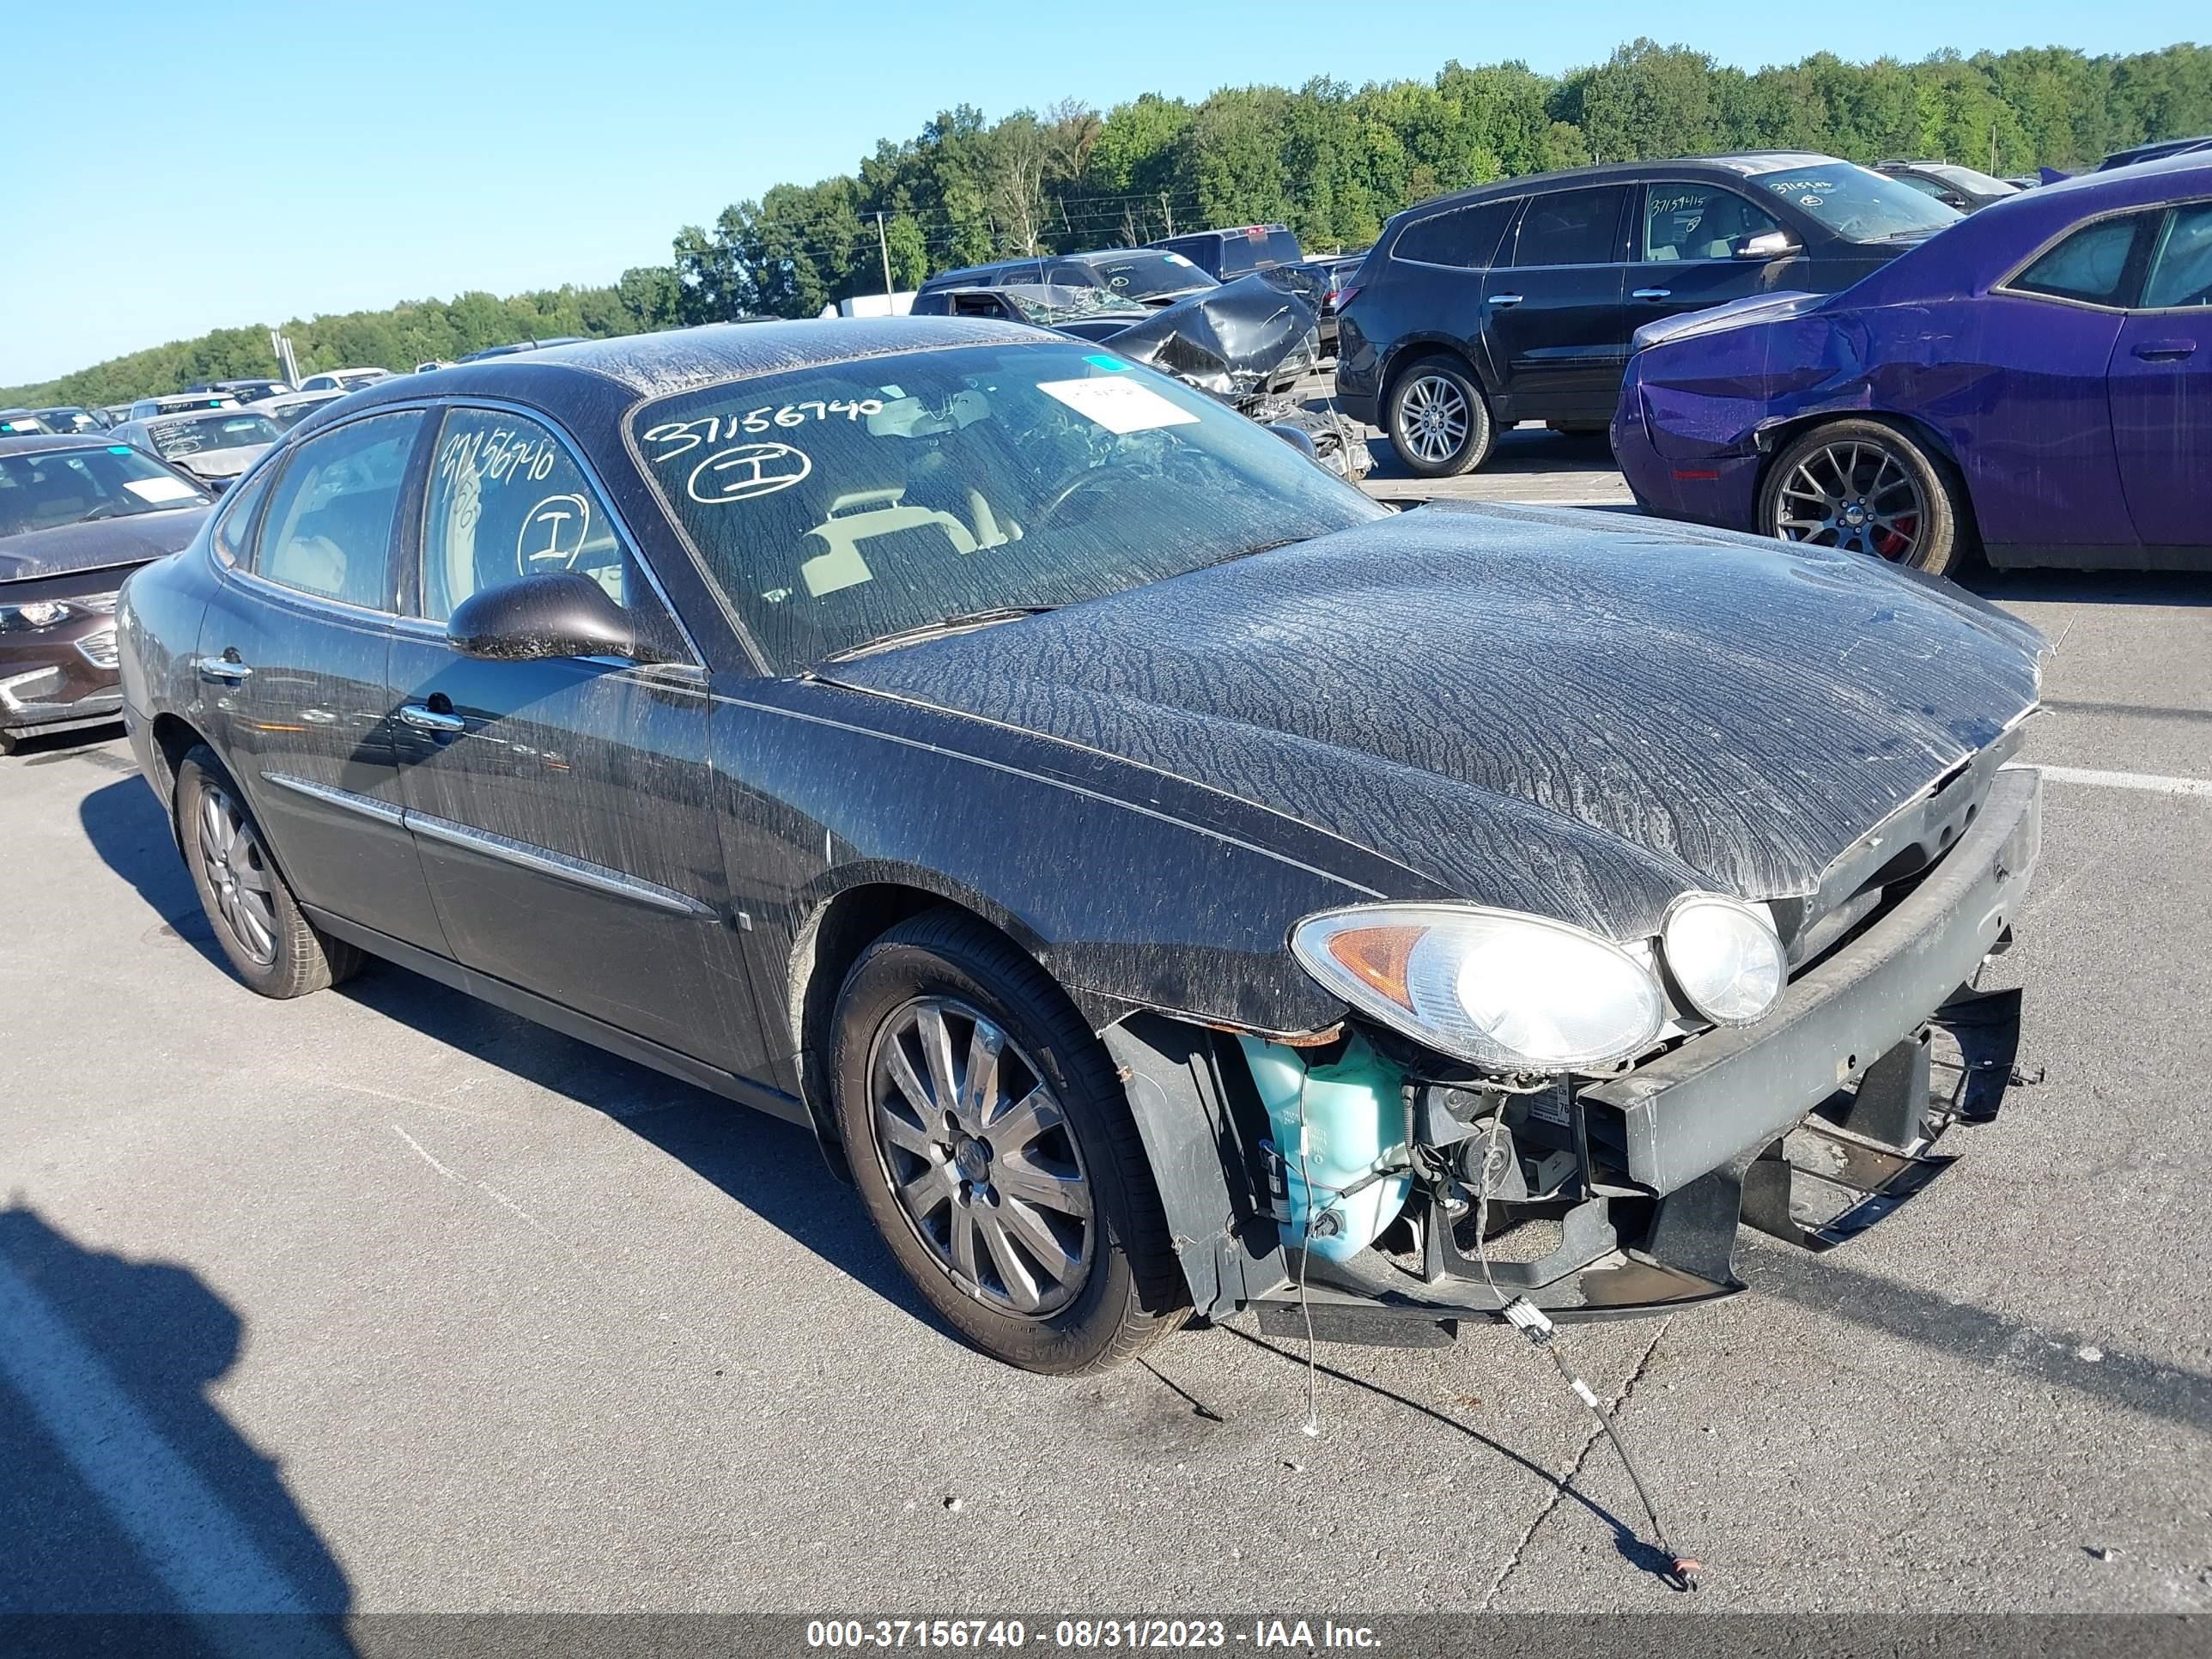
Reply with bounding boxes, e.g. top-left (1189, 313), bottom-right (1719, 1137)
top-left (1482, 1316), bottom-right (1674, 1608)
